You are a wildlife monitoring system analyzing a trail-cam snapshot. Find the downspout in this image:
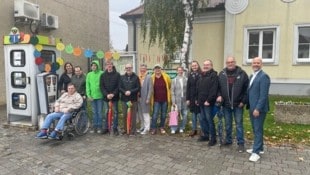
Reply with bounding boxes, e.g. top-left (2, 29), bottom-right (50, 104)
top-left (132, 18), bottom-right (137, 52)
top-left (132, 18), bottom-right (137, 73)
